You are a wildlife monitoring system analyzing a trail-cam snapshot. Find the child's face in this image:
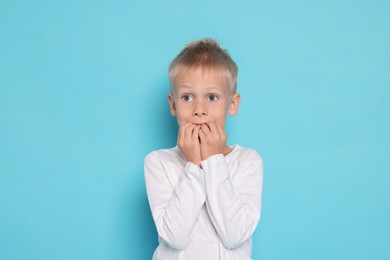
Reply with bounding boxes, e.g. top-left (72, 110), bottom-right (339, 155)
top-left (168, 67), bottom-right (240, 129)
